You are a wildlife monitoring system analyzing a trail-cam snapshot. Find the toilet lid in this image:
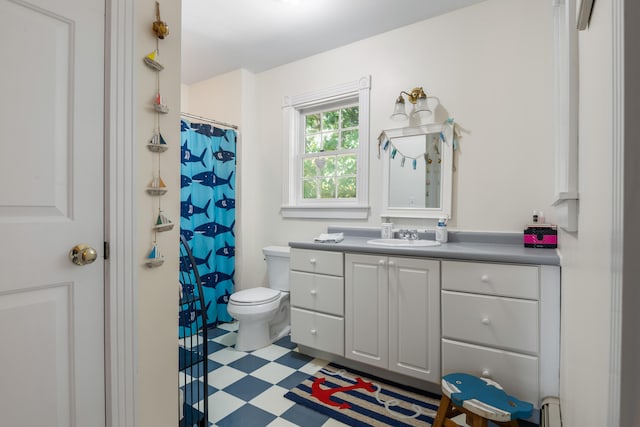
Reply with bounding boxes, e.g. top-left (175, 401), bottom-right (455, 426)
top-left (230, 287), bottom-right (280, 305)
